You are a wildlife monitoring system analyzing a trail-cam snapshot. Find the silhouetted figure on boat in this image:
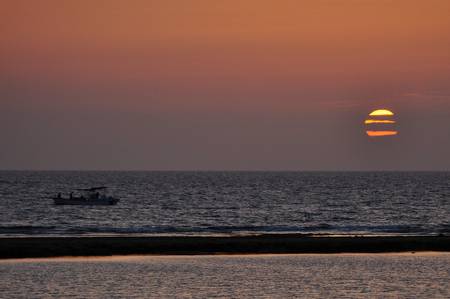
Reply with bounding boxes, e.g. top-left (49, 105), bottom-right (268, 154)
top-left (52, 187), bottom-right (119, 205)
